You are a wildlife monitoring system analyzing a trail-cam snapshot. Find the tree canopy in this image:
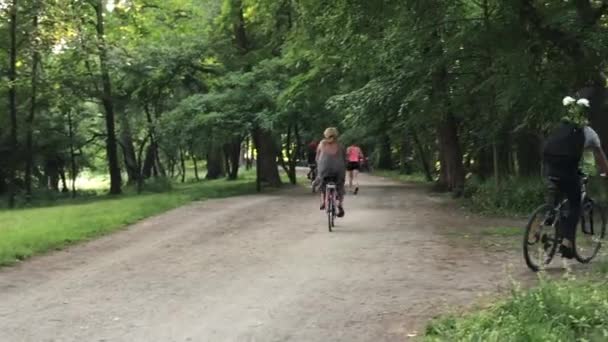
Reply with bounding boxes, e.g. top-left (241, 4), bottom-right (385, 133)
top-left (3, 0), bottom-right (608, 206)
